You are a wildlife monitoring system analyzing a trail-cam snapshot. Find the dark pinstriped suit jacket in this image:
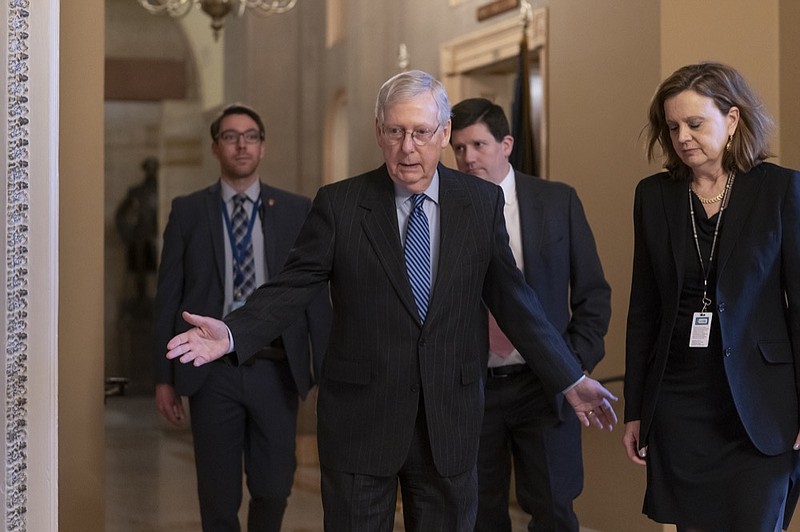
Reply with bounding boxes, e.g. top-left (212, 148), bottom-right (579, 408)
top-left (153, 181), bottom-right (330, 400)
top-left (226, 163), bottom-right (583, 477)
